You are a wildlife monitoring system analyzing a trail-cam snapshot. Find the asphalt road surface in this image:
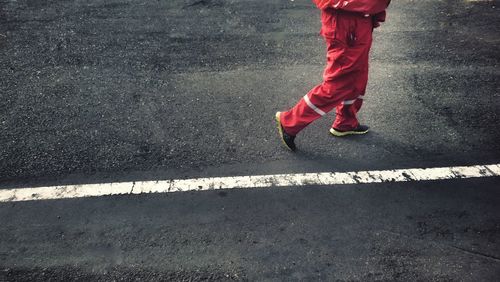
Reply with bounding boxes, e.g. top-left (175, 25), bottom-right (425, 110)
top-left (1, 0), bottom-right (500, 280)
